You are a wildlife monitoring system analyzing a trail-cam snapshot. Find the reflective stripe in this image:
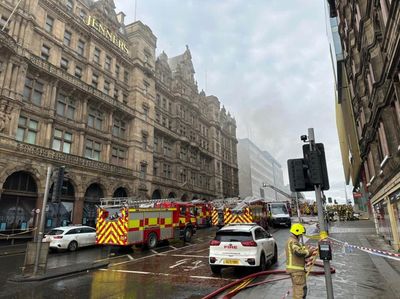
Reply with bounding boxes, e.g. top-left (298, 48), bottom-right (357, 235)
top-left (287, 265), bottom-right (305, 270)
top-left (287, 240), bottom-right (305, 271)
